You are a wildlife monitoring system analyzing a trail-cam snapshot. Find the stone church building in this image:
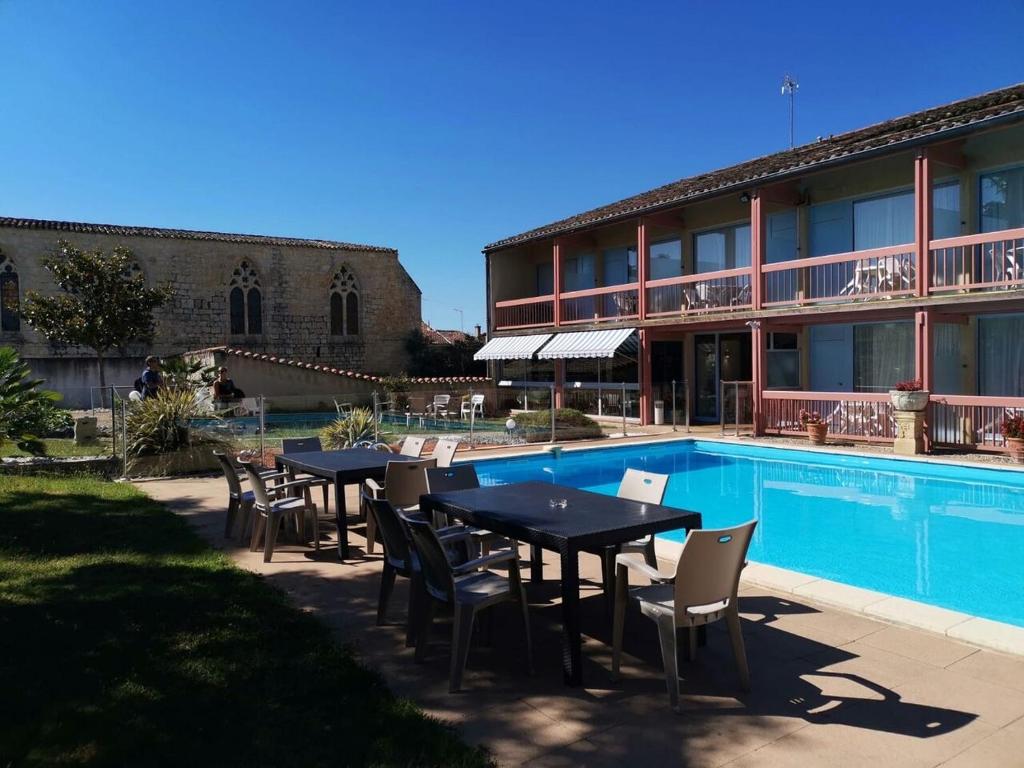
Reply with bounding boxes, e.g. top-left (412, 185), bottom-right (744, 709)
top-left (0, 217), bottom-right (422, 406)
